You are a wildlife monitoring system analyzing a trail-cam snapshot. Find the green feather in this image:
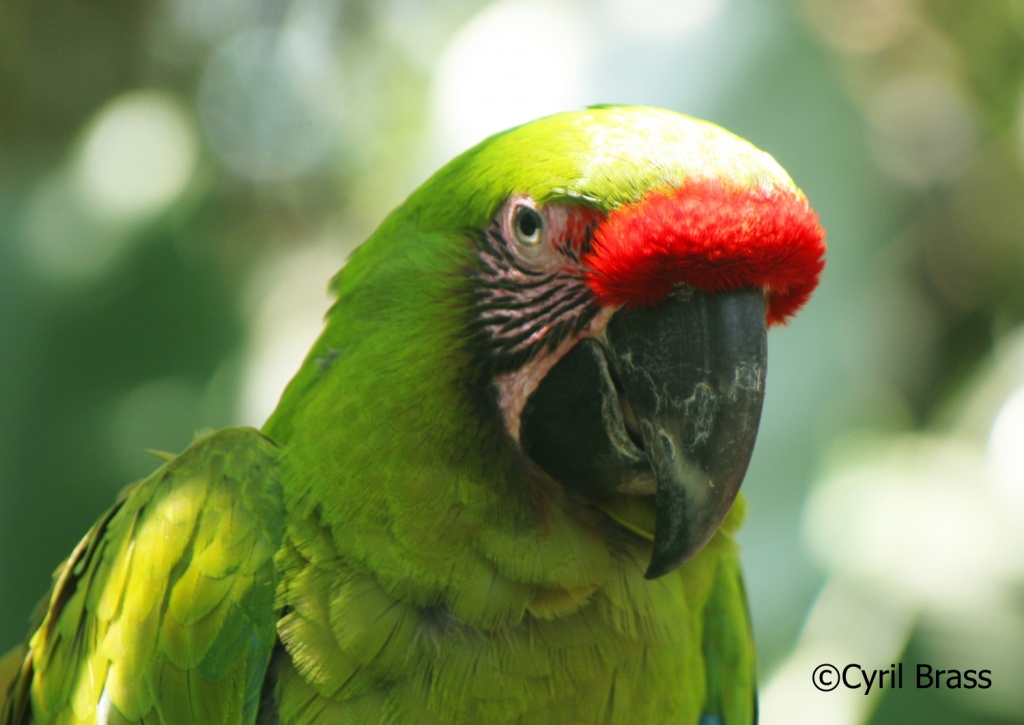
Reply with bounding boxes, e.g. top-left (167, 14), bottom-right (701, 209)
top-left (3, 428), bottom-right (283, 724)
